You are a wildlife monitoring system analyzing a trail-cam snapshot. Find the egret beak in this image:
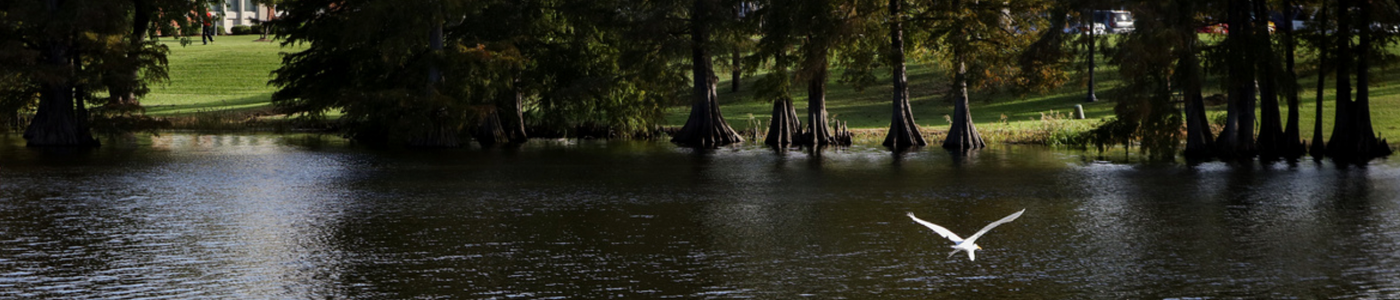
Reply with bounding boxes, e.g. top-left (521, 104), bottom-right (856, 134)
top-left (976, 245), bottom-right (982, 250)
